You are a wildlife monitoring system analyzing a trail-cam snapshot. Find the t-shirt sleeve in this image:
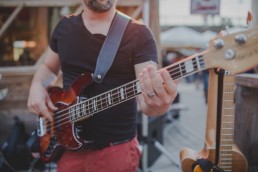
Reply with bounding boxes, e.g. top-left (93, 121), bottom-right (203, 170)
top-left (49, 19), bottom-right (64, 53)
top-left (49, 29), bottom-right (58, 53)
top-left (133, 25), bottom-right (158, 64)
